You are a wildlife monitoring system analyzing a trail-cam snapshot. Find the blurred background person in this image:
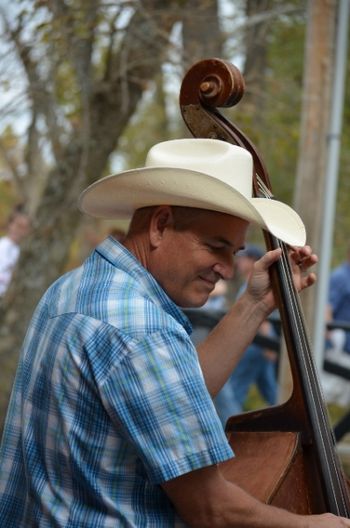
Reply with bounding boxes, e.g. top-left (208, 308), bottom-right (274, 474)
top-left (202, 278), bottom-right (228, 311)
top-left (214, 244), bottom-right (278, 425)
top-left (327, 242), bottom-right (350, 355)
top-left (321, 243), bottom-right (350, 407)
top-left (0, 205), bottom-right (31, 297)
top-left (190, 279), bottom-right (229, 345)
